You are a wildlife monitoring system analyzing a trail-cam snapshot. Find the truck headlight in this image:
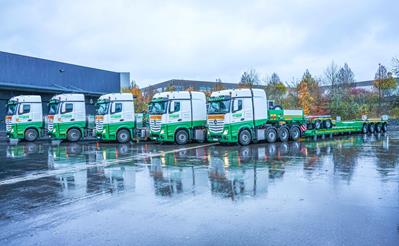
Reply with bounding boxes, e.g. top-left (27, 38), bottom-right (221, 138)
top-left (223, 129), bottom-right (229, 135)
top-left (10, 128), bottom-right (14, 133)
top-left (160, 129), bottom-right (165, 134)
